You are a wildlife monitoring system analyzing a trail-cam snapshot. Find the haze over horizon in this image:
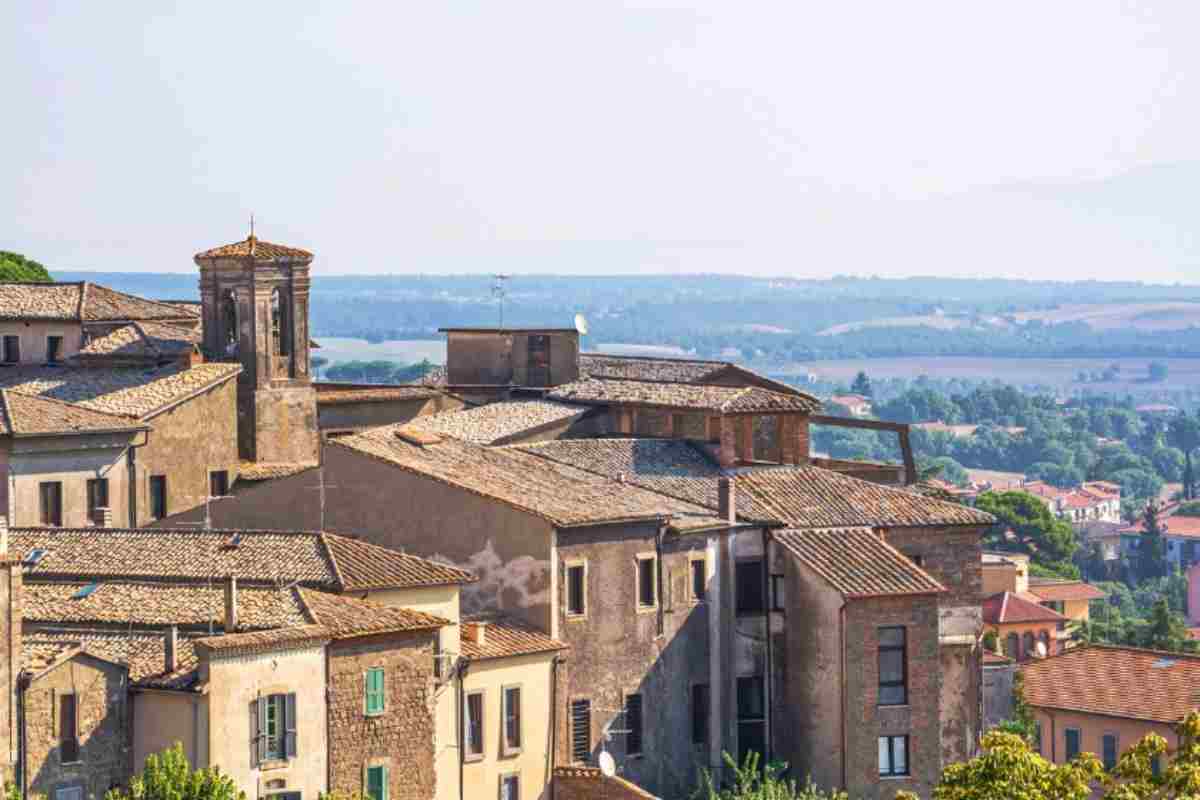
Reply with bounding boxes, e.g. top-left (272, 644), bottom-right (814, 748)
top-left (7, 2), bottom-right (1200, 282)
